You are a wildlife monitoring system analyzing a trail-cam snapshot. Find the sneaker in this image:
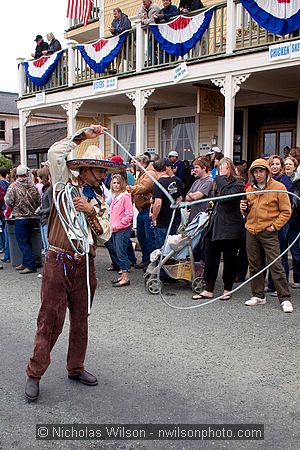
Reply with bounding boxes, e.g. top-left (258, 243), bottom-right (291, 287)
top-left (281, 300), bottom-right (293, 313)
top-left (270, 291), bottom-right (278, 297)
top-left (291, 283), bottom-right (300, 289)
top-left (37, 274), bottom-right (43, 278)
top-left (245, 296), bottom-right (267, 306)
